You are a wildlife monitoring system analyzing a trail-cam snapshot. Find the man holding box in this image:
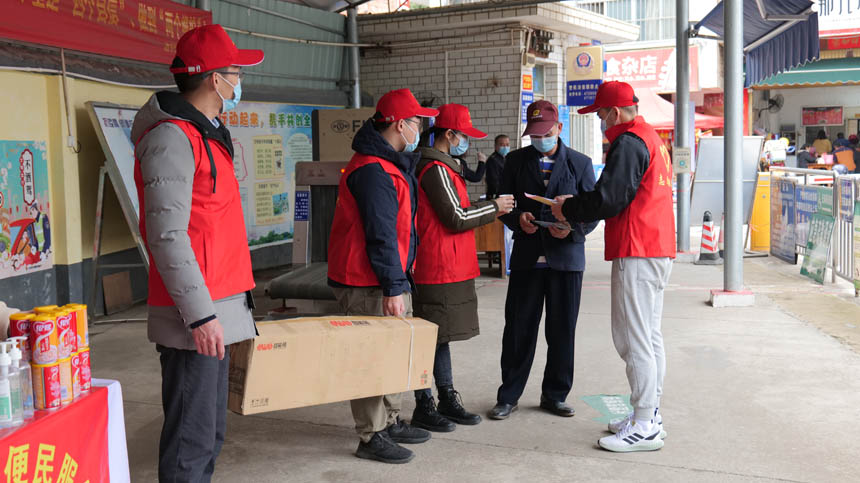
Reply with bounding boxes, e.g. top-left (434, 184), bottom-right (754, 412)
top-left (489, 100), bottom-right (597, 421)
top-left (328, 88), bottom-right (438, 464)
